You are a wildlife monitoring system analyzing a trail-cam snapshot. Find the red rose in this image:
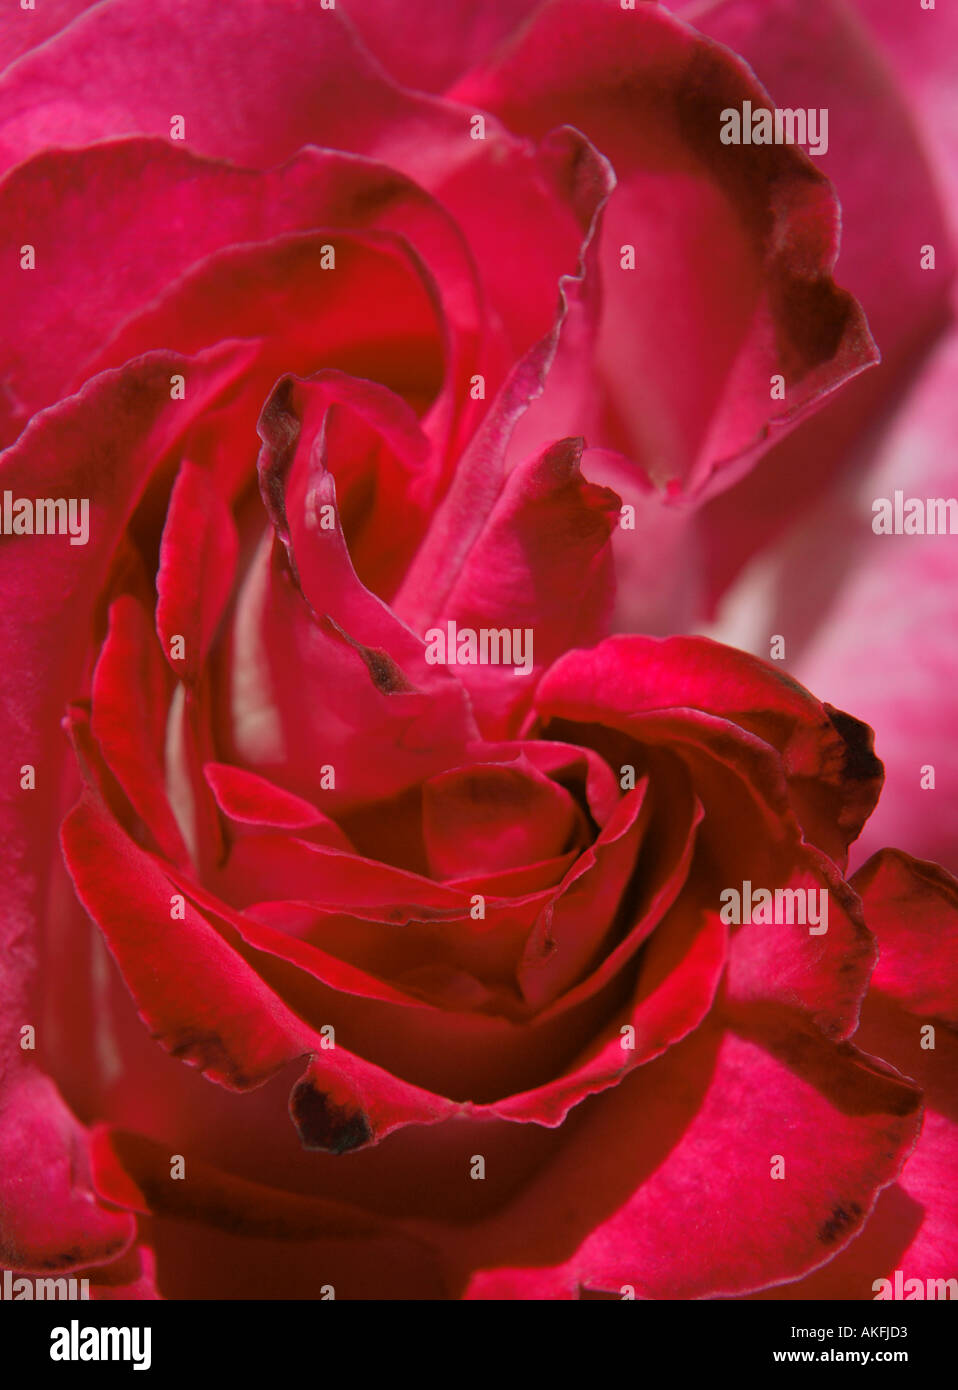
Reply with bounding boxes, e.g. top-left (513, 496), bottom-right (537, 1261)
top-left (0, 0), bottom-right (954, 1302)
